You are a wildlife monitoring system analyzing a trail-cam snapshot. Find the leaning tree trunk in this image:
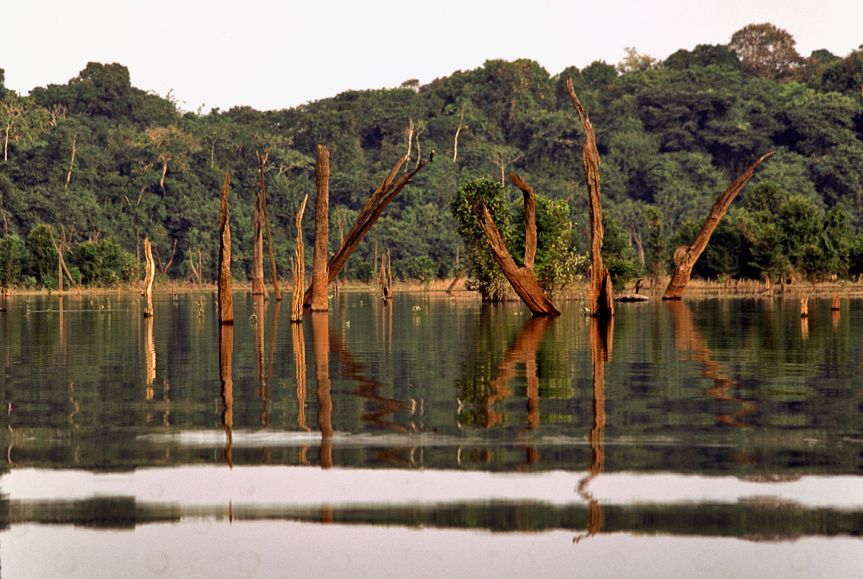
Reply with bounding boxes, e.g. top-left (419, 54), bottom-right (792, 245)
top-left (566, 79), bottom-right (614, 319)
top-left (303, 153), bottom-right (428, 306)
top-left (310, 144), bottom-right (330, 311)
top-left (291, 194), bottom-right (309, 323)
top-left (473, 171), bottom-right (559, 316)
top-left (663, 151), bottom-right (774, 300)
top-left (217, 168), bottom-right (234, 324)
top-left (143, 238), bottom-right (155, 318)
